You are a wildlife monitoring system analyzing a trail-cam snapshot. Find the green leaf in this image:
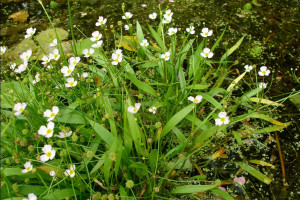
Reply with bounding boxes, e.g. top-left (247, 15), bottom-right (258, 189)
top-left (220, 36), bottom-right (245, 62)
top-left (172, 126), bottom-right (186, 142)
top-left (199, 92), bottom-right (222, 110)
top-left (160, 104), bottom-right (194, 138)
top-left (87, 119), bottom-right (115, 145)
top-left (186, 84), bottom-right (211, 90)
top-left (149, 149), bottom-right (159, 173)
top-left (189, 175), bottom-right (207, 180)
top-left (55, 110), bottom-right (86, 124)
top-left (43, 189), bottom-right (78, 200)
top-left (211, 188), bottom-right (234, 200)
top-left (148, 24), bottom-right (166, 51)
top-left (170, 184), bottom-right (217, 194)
top-left (236, 162), bottom-right (272, 184)
top-left (18, 185), bottom-right (47, 195)
top-left (126, 74), bottom-right (157, 97)
top-left (129, 162), bottom-right (148, 171)
top-left (233, 131), bottom-right (243, 145)
top-left (211, 26), bottom-right (227, 52)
